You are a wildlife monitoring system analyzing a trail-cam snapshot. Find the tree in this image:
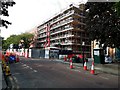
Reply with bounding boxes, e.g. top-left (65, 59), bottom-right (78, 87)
top-left (85, 2), bottom-right (120, 48)
top-left (19, 33), bottom-right (34, 48)
top-left (114, 1), bottom-right (120, 16)
top-left (2, 33), bottom-right (34, 50)
top-left (0, 0), bottom-right (16, 28)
